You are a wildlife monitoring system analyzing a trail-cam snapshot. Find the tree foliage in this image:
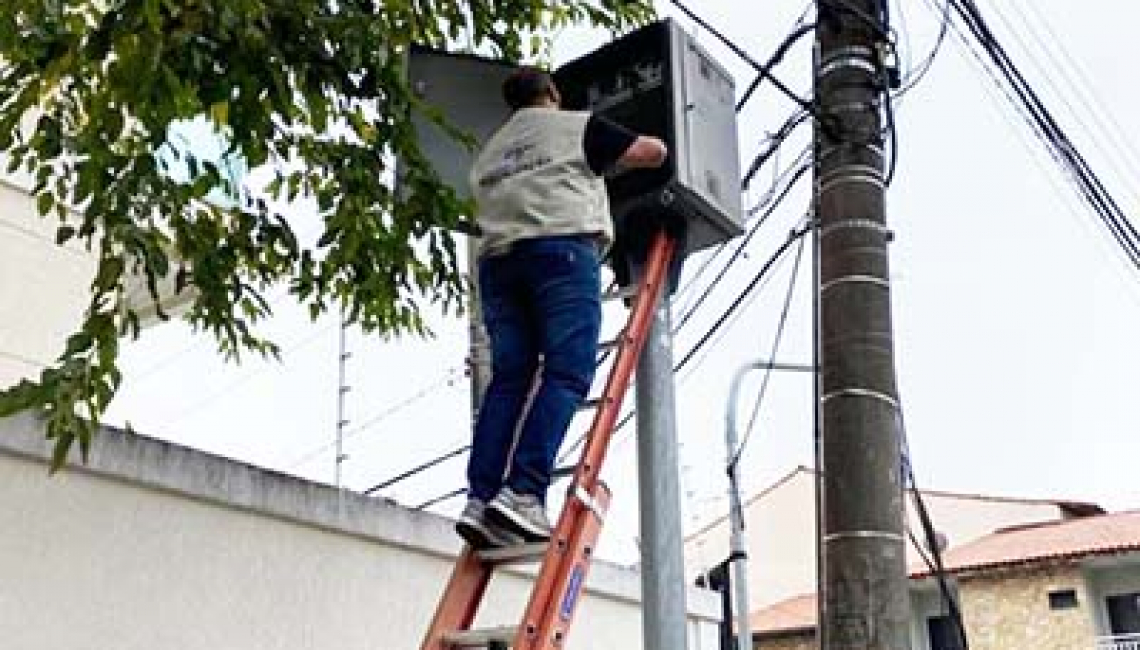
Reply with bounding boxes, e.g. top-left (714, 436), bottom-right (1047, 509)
top-left (0, 0), bottom-right (653, 467)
